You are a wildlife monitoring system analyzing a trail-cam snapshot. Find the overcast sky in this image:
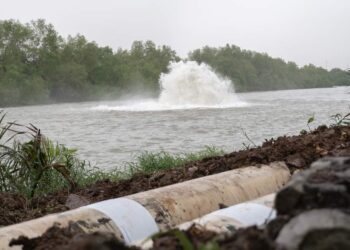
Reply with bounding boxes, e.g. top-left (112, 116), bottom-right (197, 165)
top-left (1, 0), bottom-right (349, 69)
